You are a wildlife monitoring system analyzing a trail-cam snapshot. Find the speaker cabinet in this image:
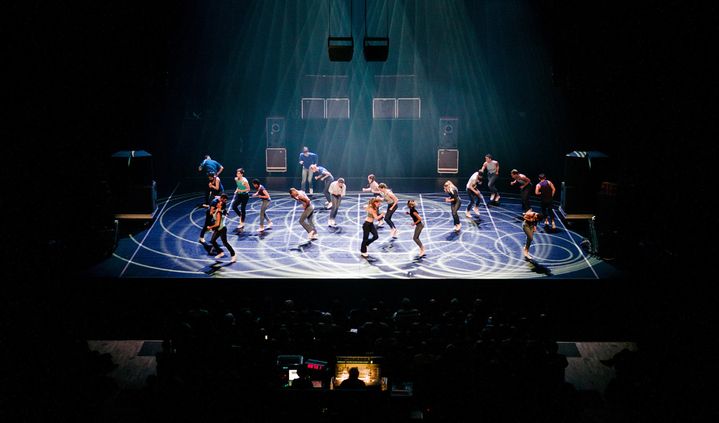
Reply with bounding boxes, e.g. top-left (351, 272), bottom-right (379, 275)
top-left (439, 117), bottom-right (458, 148)
top-left (560, 182), bottom-right (593, 215)
top-left (266, 148), bottom-right (287, 172)
top-left (437, 149), bottom-right (459, 174)
top-left (266, 117), bottom-right (285, 147)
